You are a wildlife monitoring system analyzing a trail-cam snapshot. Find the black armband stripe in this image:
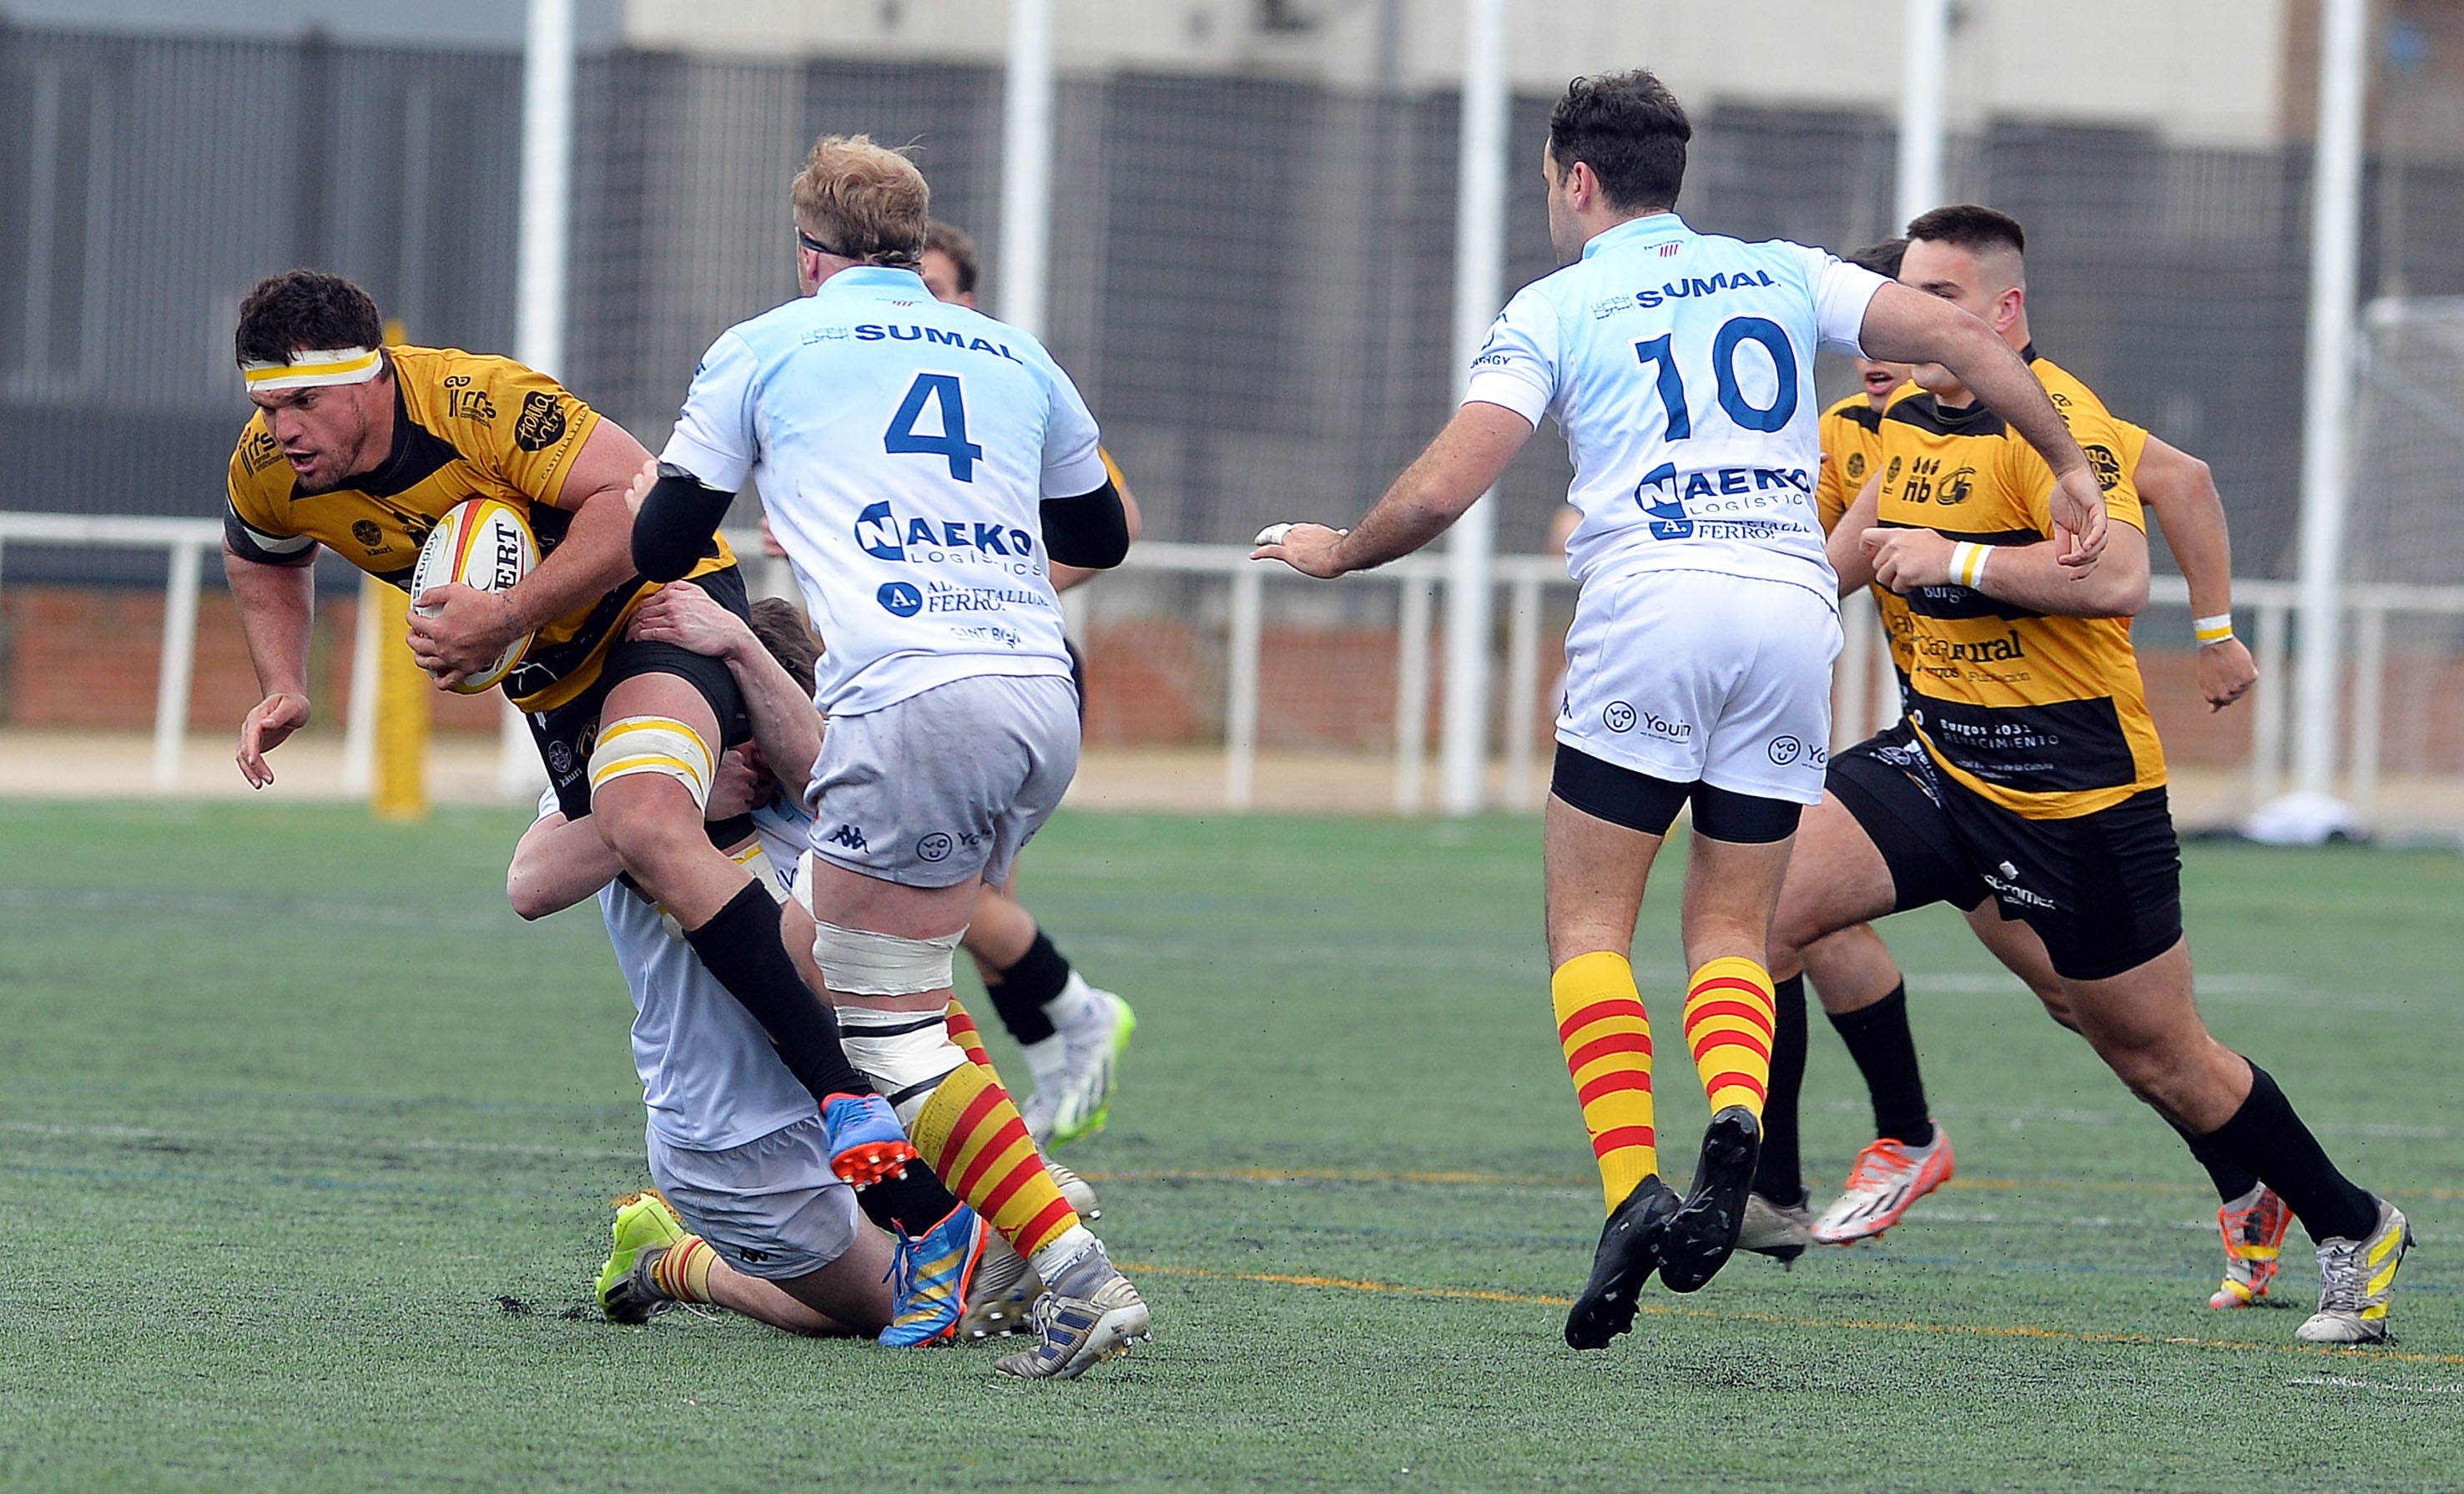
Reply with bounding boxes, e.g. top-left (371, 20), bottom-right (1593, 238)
top-left (1040, 476), bottom-right (1129, 570)
top-left (631, 463), bottom-right (737, 582)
